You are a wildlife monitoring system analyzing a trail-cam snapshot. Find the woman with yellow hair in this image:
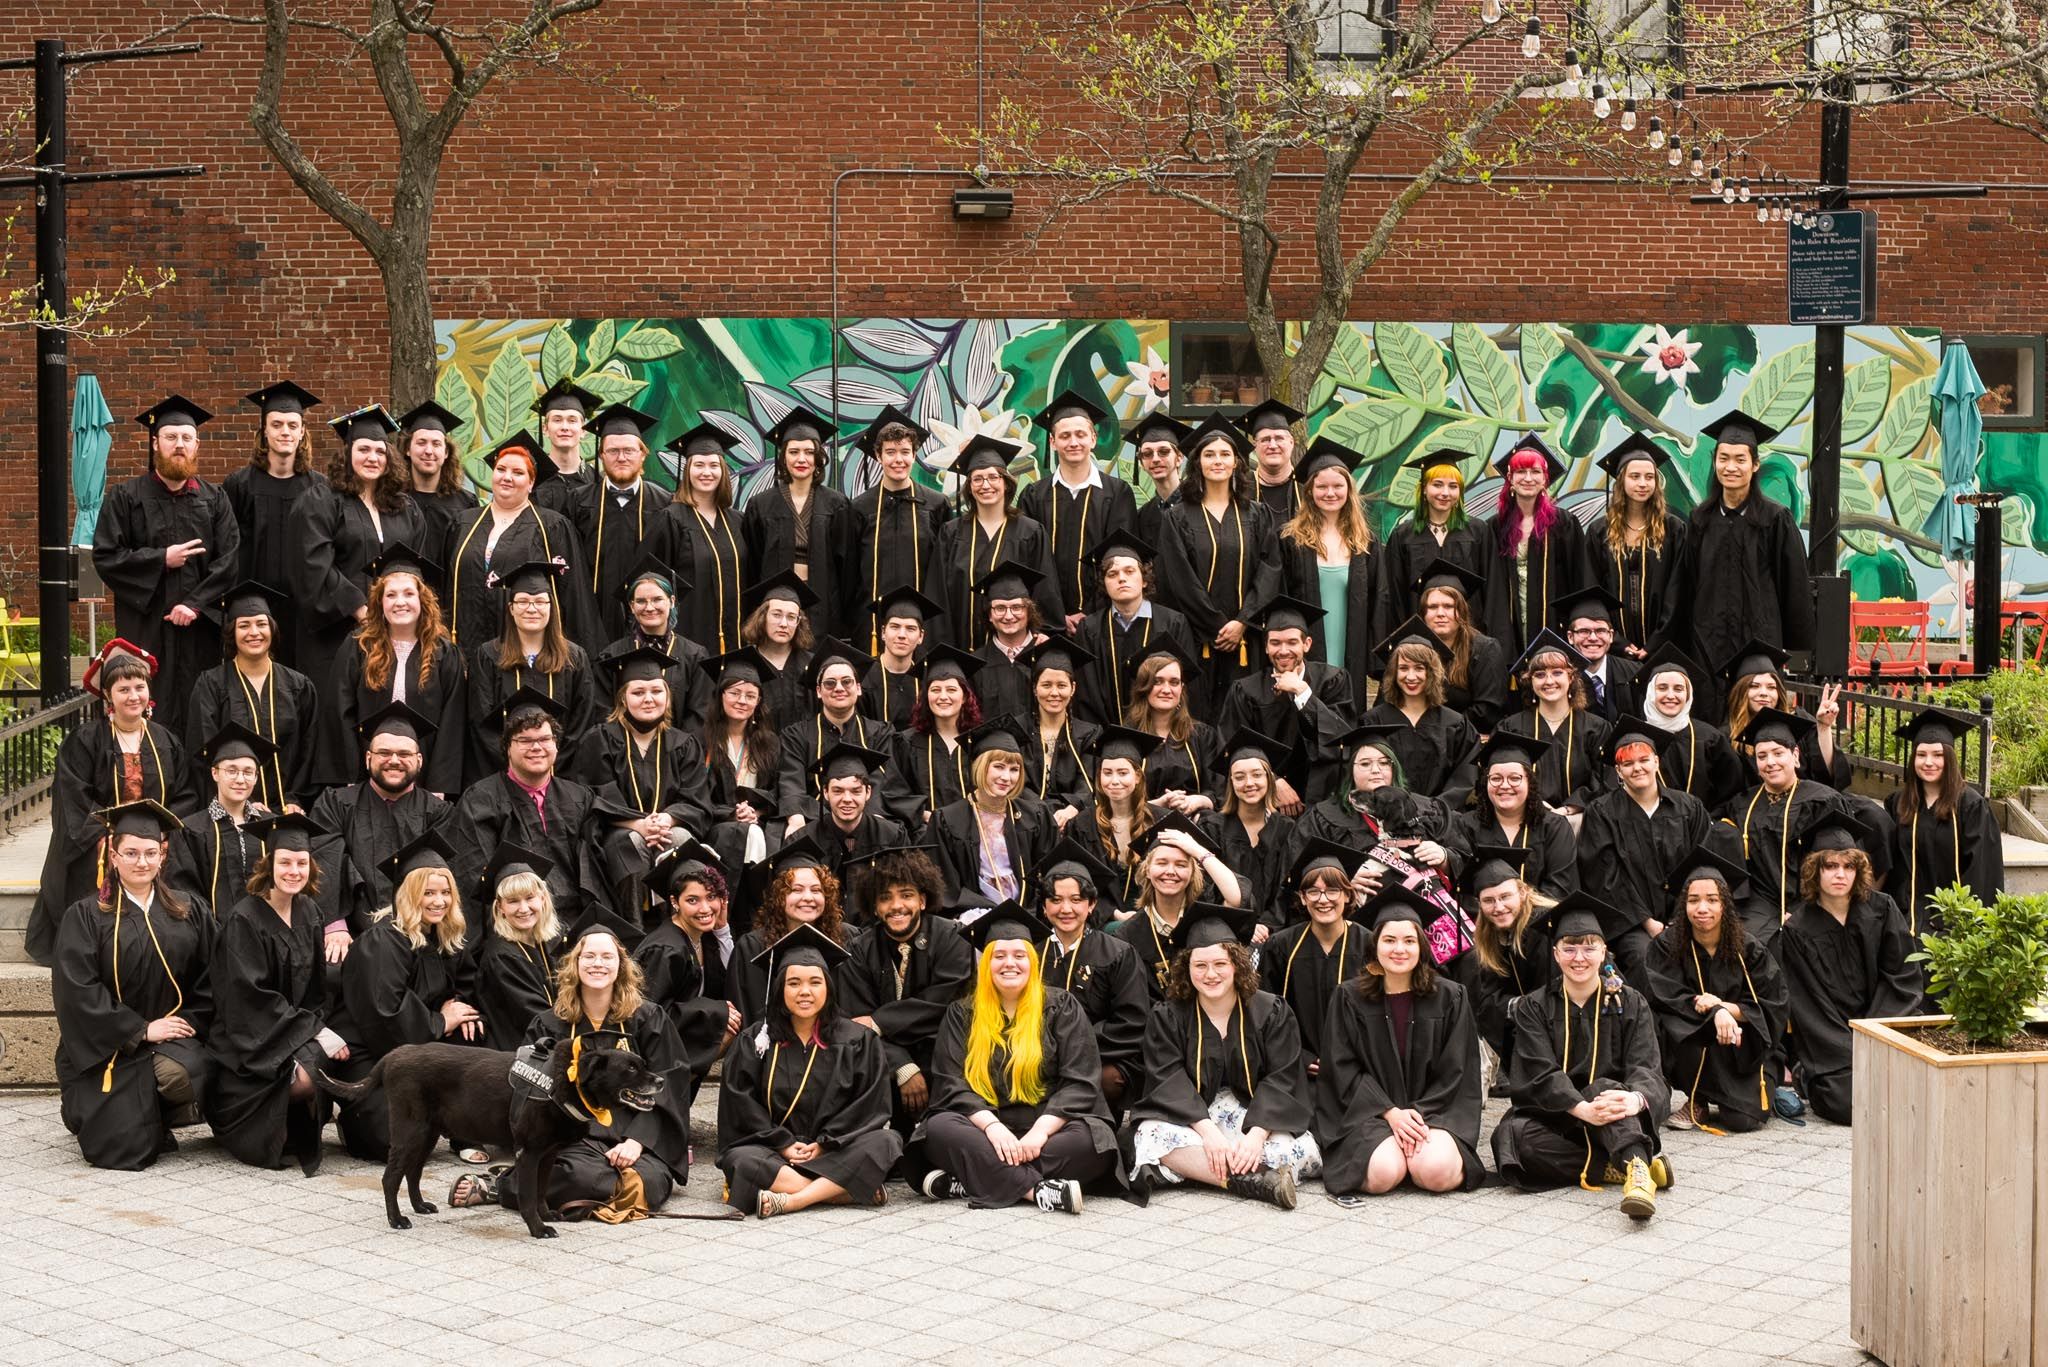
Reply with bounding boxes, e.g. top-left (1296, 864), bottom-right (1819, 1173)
top-left (1384, 450), bottom-right (1491, 623)
top-left (915, 903), bottom-right (1118, 1213)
